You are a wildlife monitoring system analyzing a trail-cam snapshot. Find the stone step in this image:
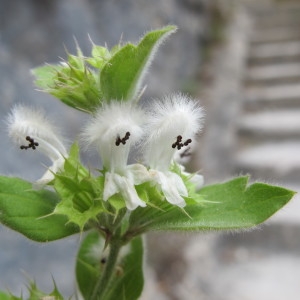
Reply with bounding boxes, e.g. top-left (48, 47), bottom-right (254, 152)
top-left (253, 2), bottom-right (300, 17)
top-left (246, 62), bottom-right (300, 85)
top-left (244, 83), bottom-right (300, 109)
top-left (251, 28), bottom-right (300, 45)
top-left (254, 14), bottom-right (300, 29)
top-left (235, 142), bottom-right (300, 181)
top-left (248, 41), bottom-right (300, 64)
top-left (237, 110), bottom-right (300, 139)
